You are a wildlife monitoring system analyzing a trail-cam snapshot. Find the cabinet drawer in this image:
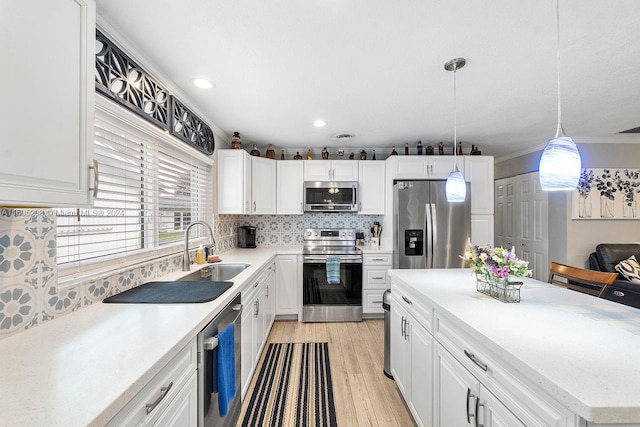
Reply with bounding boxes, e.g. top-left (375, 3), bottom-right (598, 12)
top-left (107, 338), bottom-right (197, 427)
top-left (364, 268), bottom-right (389, 289)
top-left (363, 290), bottom-right (385, 313)
top-left (391, 282), bottom-right (432, 333)
top-left (363, 253), bottom-right (392, 265)
top-left (434, 314), bottom-right (573, 426)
